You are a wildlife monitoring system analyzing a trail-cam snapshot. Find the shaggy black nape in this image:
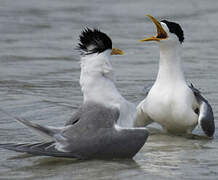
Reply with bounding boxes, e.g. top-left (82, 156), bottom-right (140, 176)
top-left (161, 20), bottom-right (184, 43)
top-left (78, 28), bottom-right (112, 55)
